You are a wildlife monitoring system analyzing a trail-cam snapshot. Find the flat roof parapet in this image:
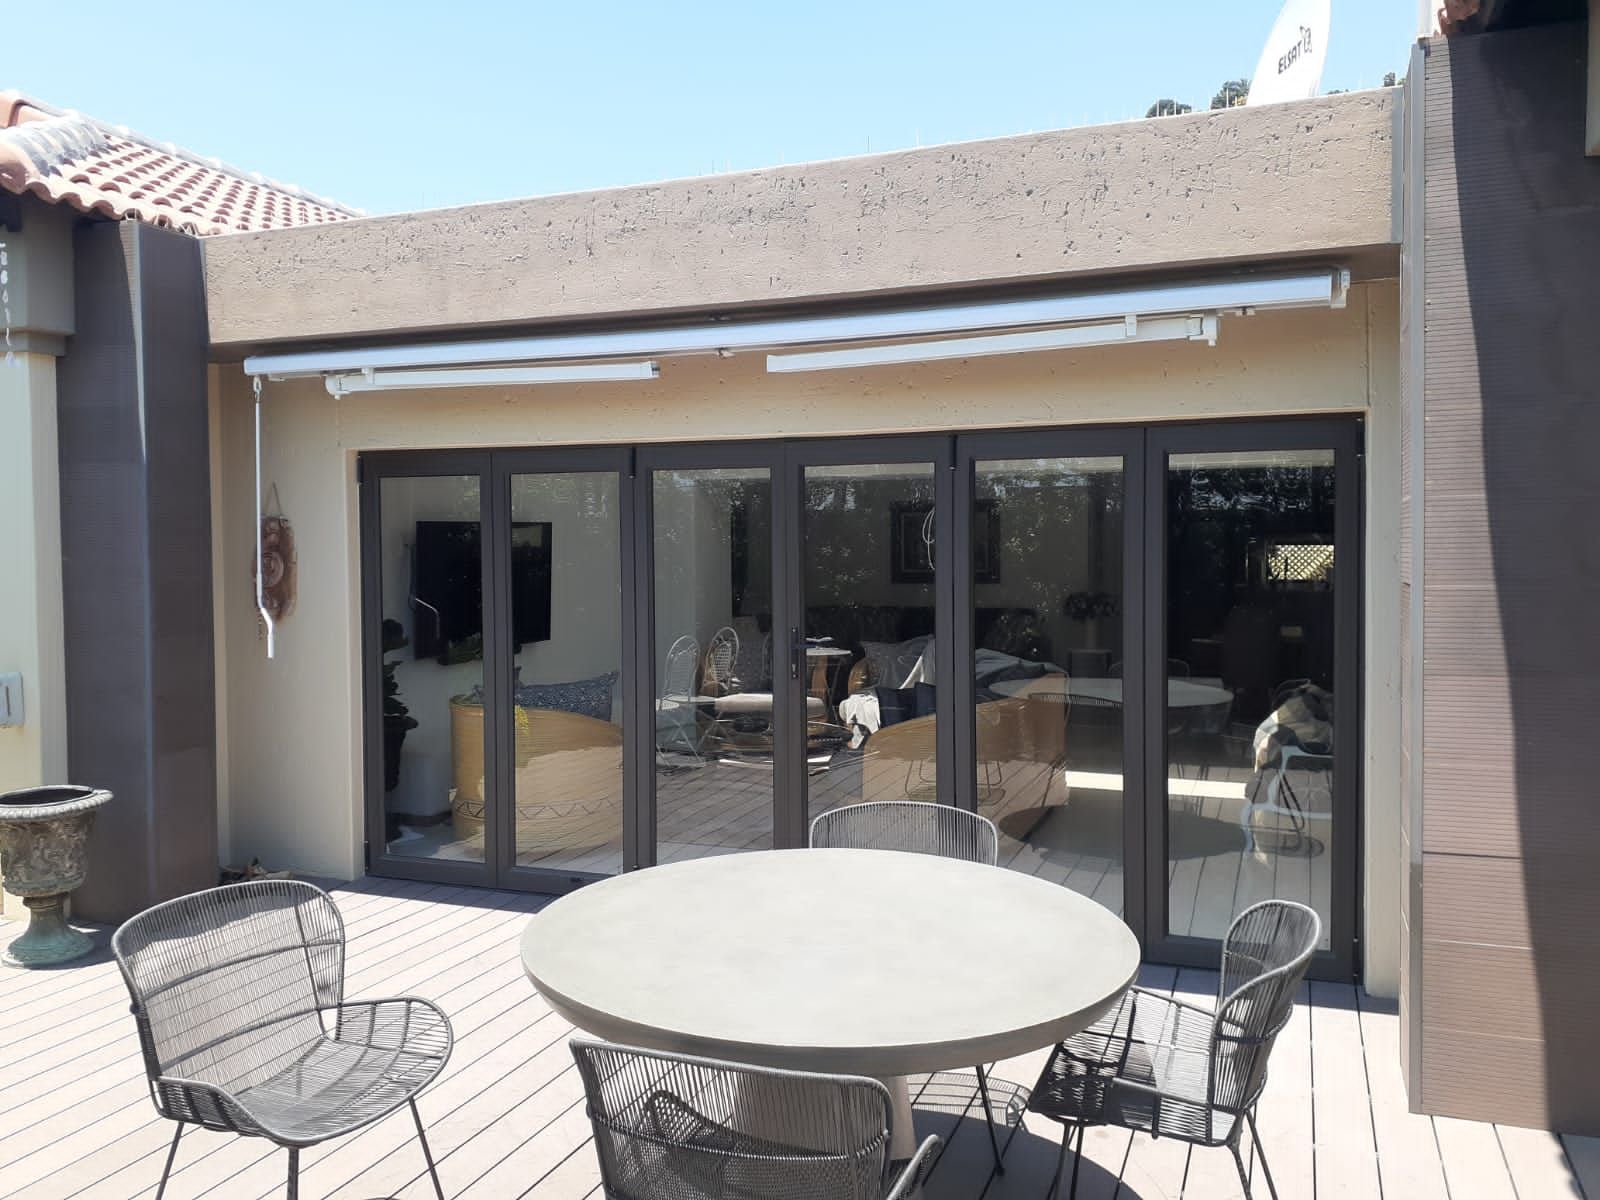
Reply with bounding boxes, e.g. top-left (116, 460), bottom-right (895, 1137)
top-left (203, 90), bottom-right (1400, 354)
